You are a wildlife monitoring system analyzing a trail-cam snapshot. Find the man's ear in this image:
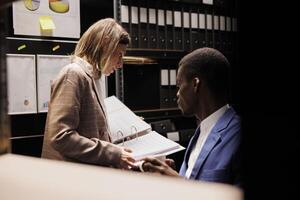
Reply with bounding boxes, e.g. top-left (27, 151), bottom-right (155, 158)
top-left (193, 77), bottom-right (200, 92)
